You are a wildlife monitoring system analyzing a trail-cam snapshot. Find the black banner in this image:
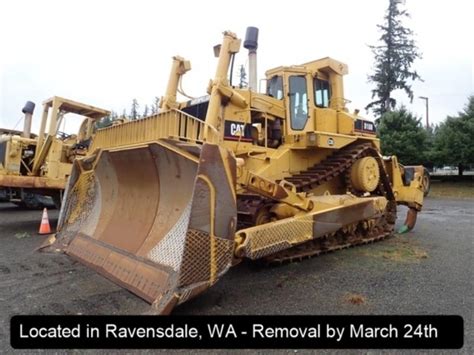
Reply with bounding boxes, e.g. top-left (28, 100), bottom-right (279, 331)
top-left (223, 120), bottom-right (253, 142)
top-left (11, 315), bottom-right (463, 349)
top-left (355, 119), bottom-right (376, 133)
